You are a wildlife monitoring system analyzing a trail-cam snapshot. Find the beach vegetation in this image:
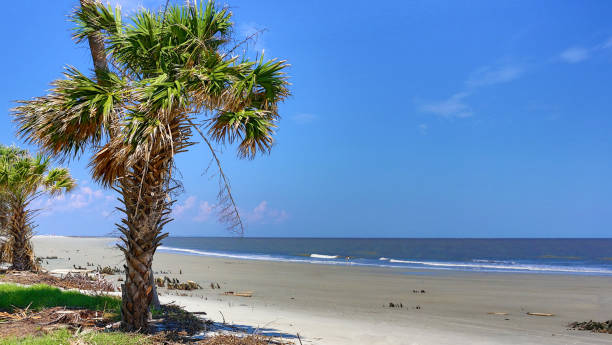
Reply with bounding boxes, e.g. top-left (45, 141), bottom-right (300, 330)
top-left (13, 0), bottom-right (289, 331)
top-left (0, 146), bottom-right (75, 270)
top-left (0, 328), bottom-right (277, 345)
top-left (0, 283), bottom-right (120, 312)
top-left (0, 328), bottom-right (152, 345)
